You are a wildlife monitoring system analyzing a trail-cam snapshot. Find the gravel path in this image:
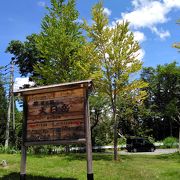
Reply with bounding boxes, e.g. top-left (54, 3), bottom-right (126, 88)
top-left (119, 148), bottom-right (178, 155)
